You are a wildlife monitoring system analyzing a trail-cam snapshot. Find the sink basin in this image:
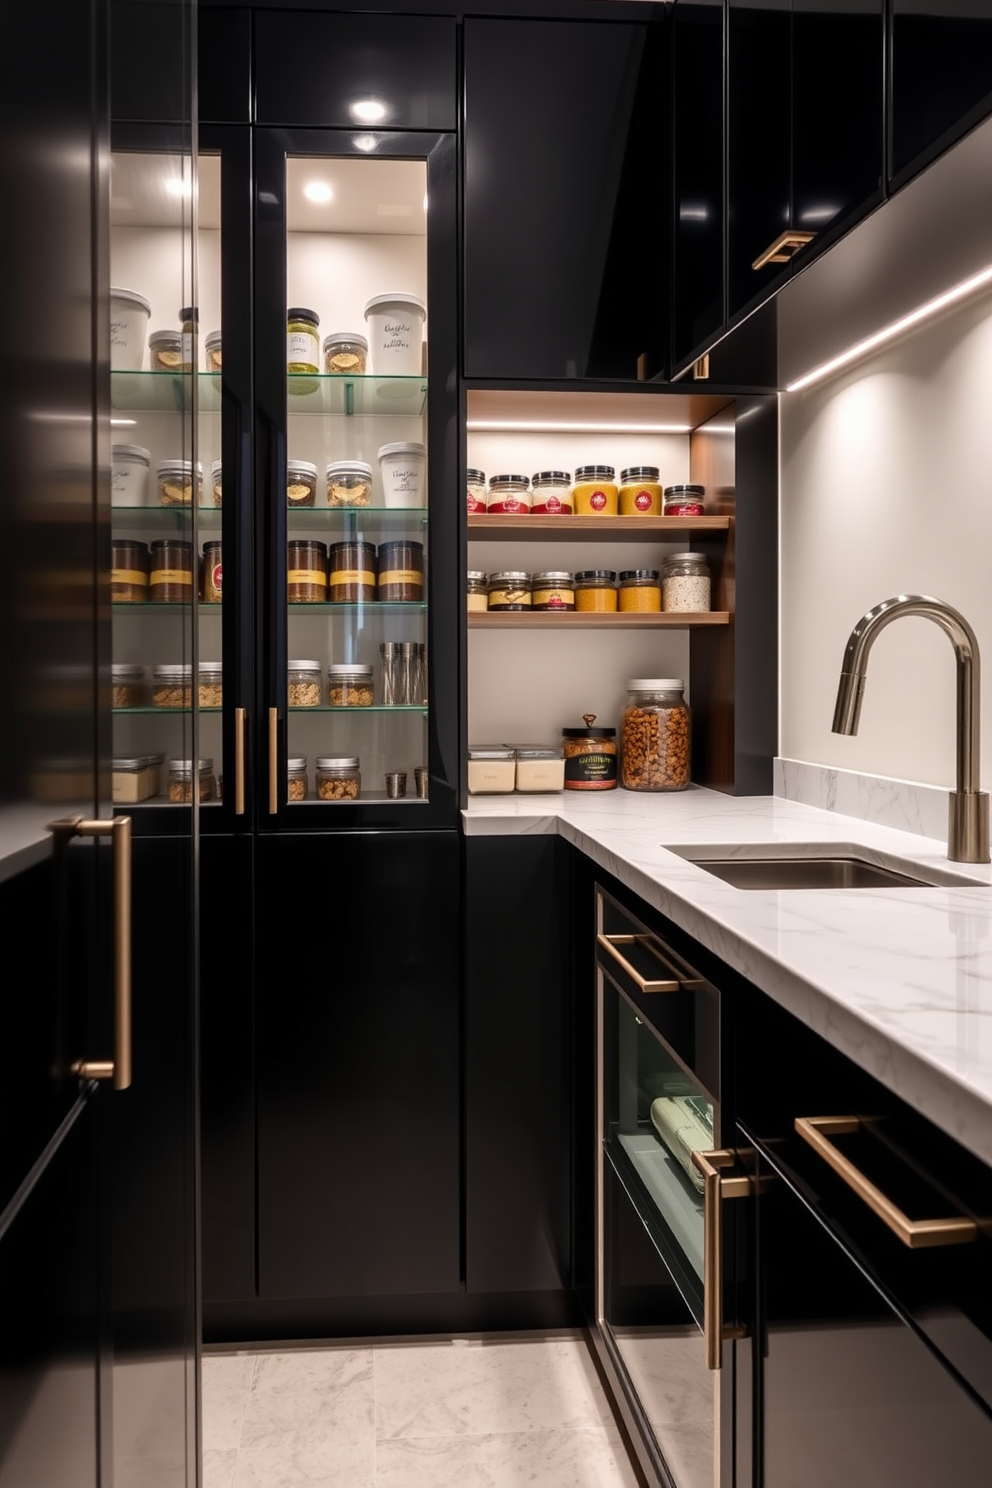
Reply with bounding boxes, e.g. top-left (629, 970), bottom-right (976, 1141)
top-left (664, 844), bottom-right (986, 891)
